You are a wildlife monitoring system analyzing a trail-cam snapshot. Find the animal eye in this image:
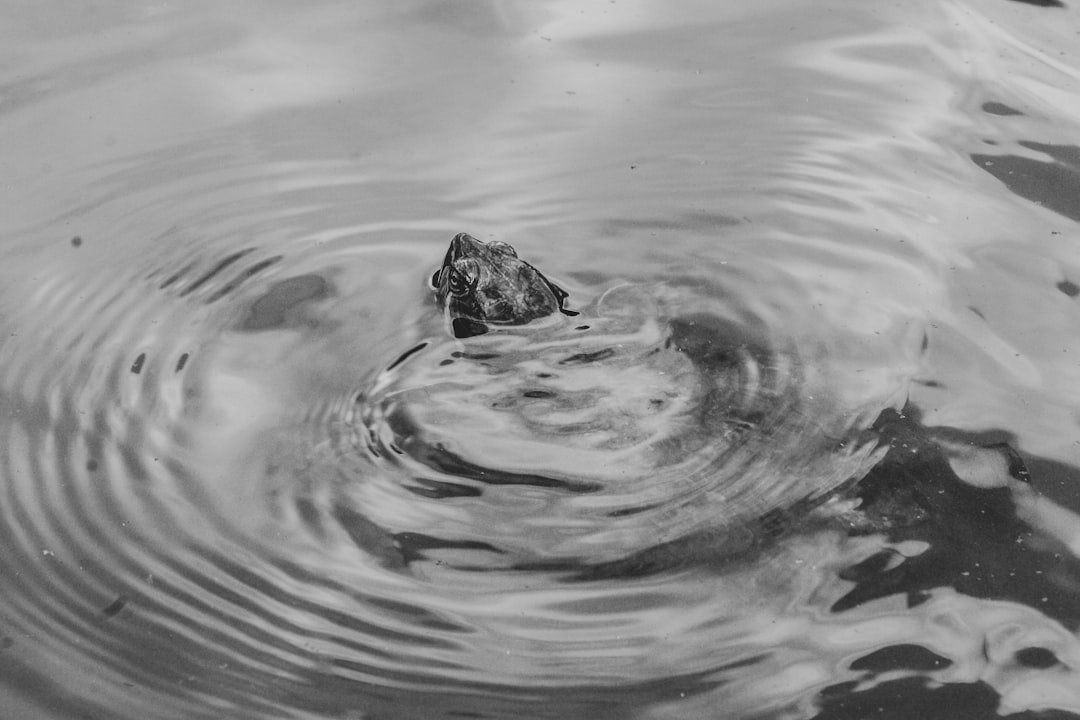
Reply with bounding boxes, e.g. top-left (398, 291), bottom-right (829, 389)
top-left (488, 240), bottom-right (517, 258)
top-left (447, 269), bottom-right (470, 296)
